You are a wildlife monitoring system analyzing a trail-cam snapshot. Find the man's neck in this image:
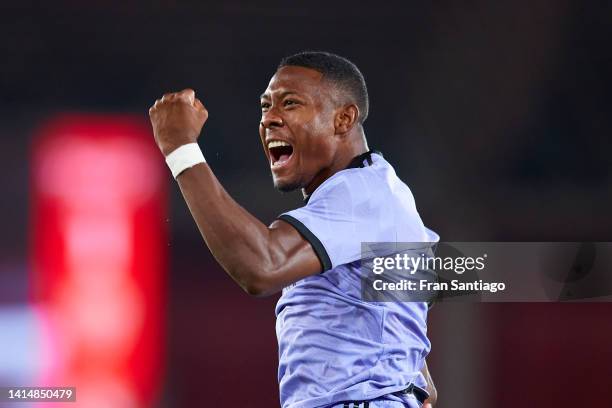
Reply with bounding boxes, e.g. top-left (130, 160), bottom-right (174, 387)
top-left (302, 136), bottom-right (369, 199)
